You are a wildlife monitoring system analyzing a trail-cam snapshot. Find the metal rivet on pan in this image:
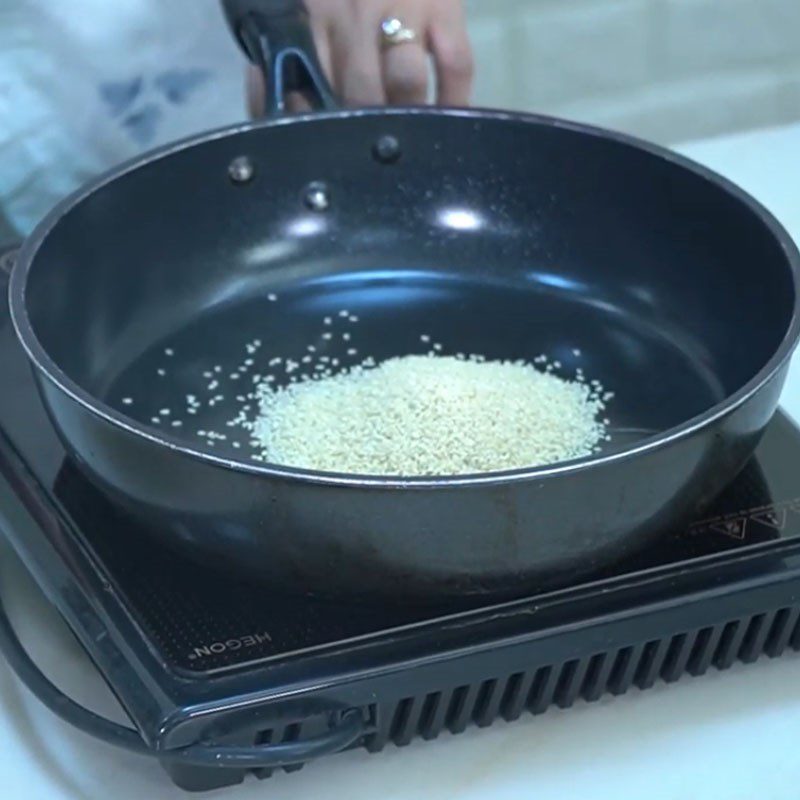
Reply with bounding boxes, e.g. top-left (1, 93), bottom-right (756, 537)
top-left (303, 181), bottom-right (330, 211)
top-left (372, 135), bottom-right (402, 164)
top-left (228, 156), bottom-right (255, 184)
